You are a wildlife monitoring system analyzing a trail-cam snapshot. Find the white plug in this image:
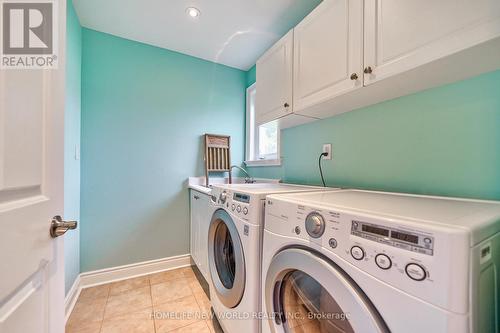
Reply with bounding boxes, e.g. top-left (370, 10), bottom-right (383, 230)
top-left (322, 144), bottom-right (332, 160)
